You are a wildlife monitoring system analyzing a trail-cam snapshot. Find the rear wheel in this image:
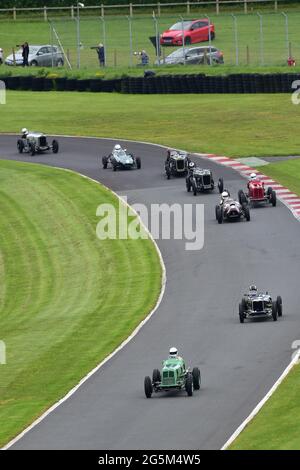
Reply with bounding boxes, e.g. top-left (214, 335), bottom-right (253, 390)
top-left (192, 367), bottom-right (201, 390)
top-left (244, 205), bottom-right (250, 221)
top-left (144, 376), bottom-right (153, 398)
top-left (102, 156), bottom-right (108, 169)
top-left (185, 373), bottom-right (193, 397)
top-left (271, 190), bottom-right (276, 207)
top-left (17, 139), bottom-right (24, 154)
top-left (238, 189), bottom-right (247, 205)
top-left (52, 140), bottom-right (59, 154)
top-left (218, 177), bottom-right (224, 194)
top-left (136, 156), bottom-right (141, 169)
top-left (152, 369), bottom-right (161, 383)
top-left (267, 186), bottom-right (273, 197)
top-left (29, 143), bottom-right (36, 156)
top-left (216, 205), bottom-right (223, 224)
top-left (277, 296), bottom-right (282, 317)
top-left (272, 301), bottom-right (278, 321)
top-left (192, 181), bottom-right (197, 196)
top-left (239, 301), bottom-right (245, 323)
